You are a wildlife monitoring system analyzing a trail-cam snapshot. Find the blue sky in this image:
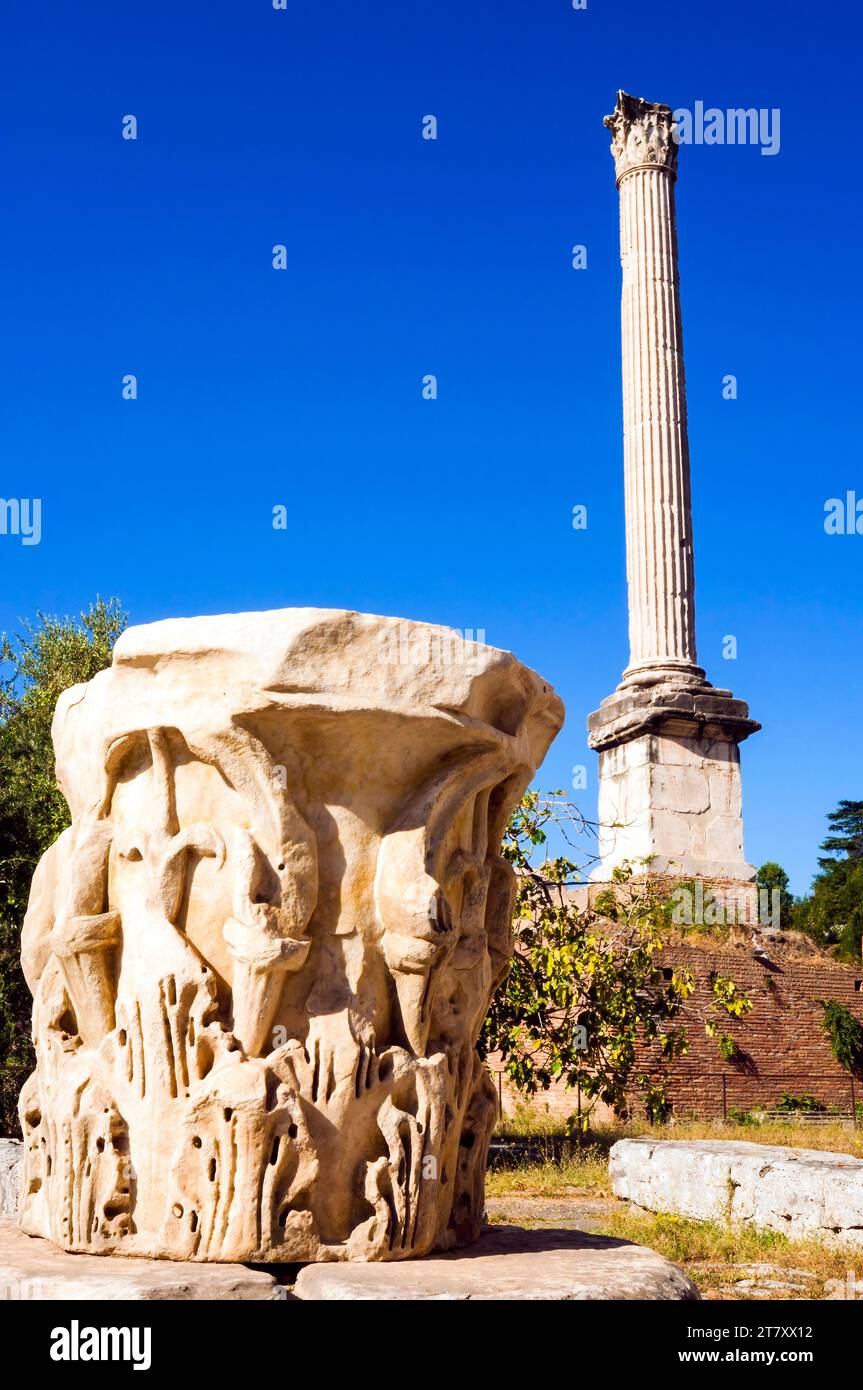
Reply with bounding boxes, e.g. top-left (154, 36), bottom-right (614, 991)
top-left (1, 0), bottom-right (860, 894)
